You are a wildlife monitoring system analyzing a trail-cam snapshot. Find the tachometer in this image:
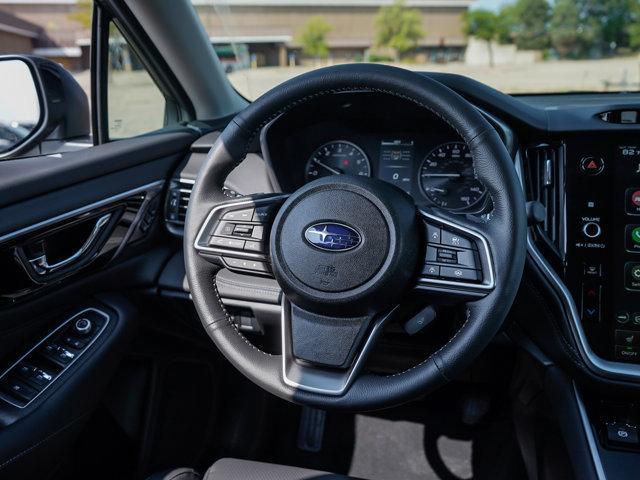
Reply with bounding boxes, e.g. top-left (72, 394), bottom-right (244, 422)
top-left (305, 141), bottom-right (371, 181)
top-left (419, 142), bottom-right (486, 211)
